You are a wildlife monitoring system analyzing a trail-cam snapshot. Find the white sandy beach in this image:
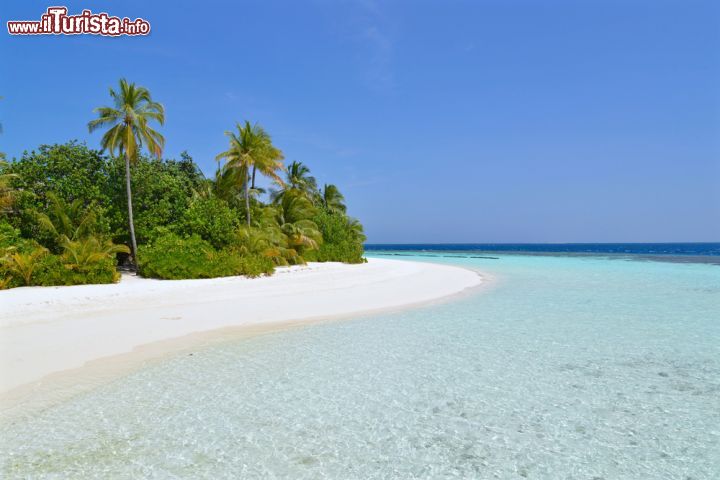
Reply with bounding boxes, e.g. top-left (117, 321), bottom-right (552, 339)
top-left (0, 258), bottom-right (481, 399)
